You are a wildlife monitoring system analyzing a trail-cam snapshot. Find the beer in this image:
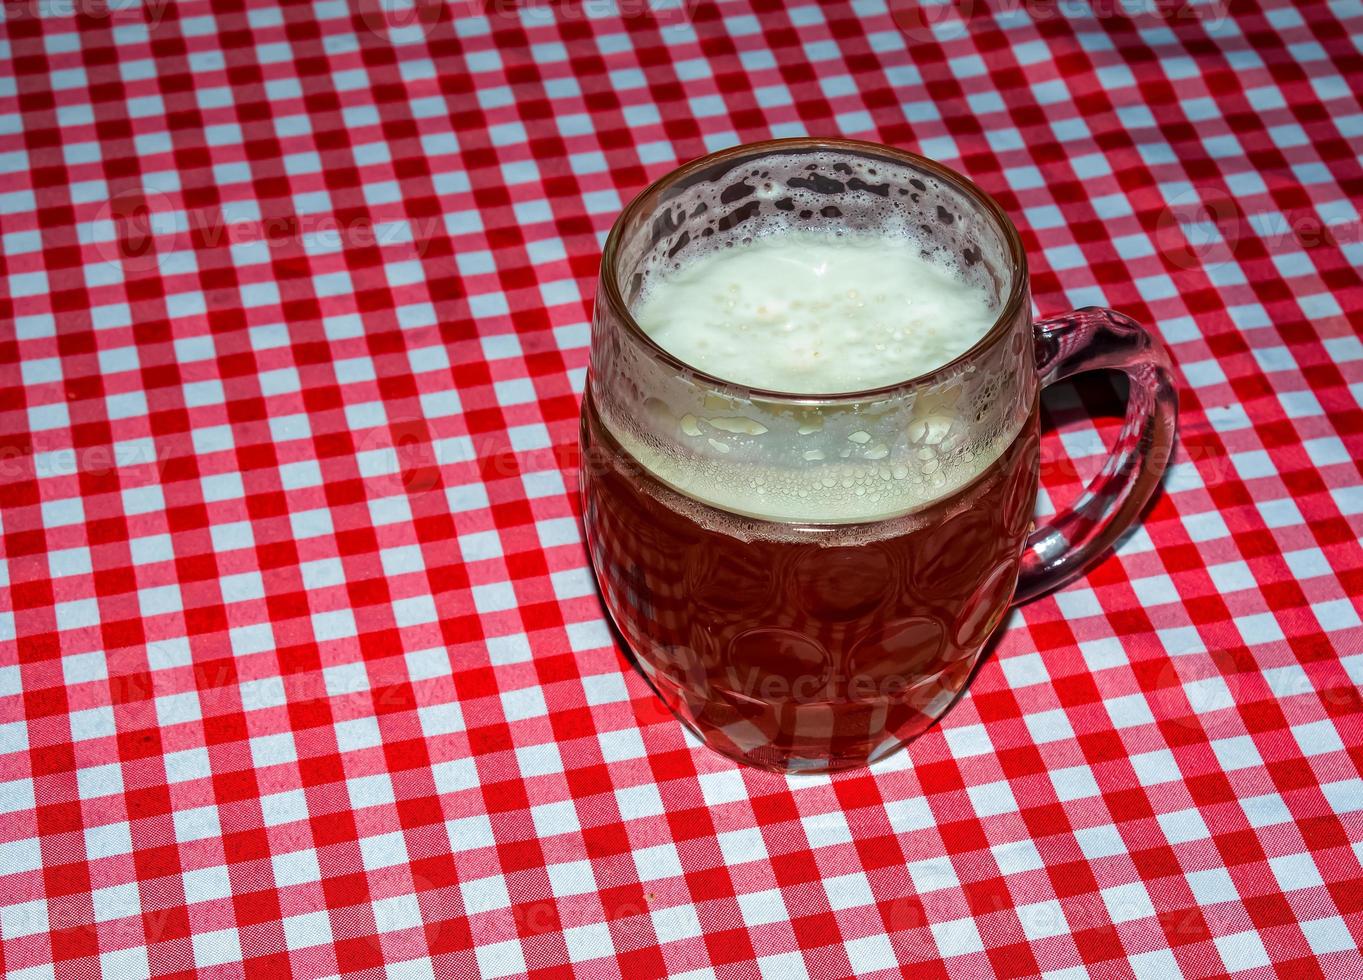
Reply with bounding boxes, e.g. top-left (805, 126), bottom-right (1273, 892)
top-left (582, 394), bottom-right (1037, 771)
top-left (583, 224), bottom-right (1036, 770)
top-left (582, 140), bottom-right (1175, 771)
